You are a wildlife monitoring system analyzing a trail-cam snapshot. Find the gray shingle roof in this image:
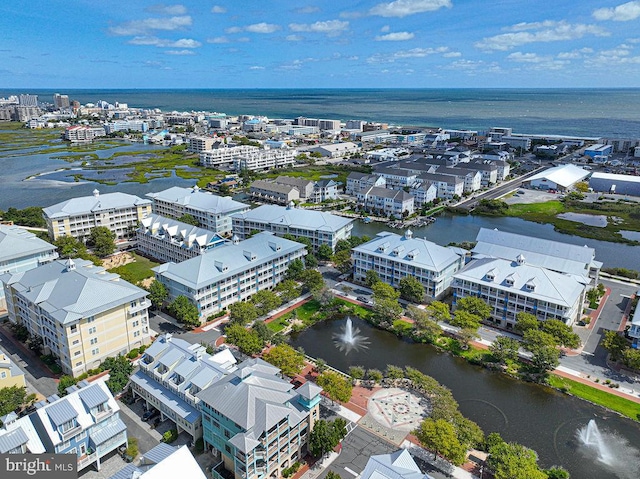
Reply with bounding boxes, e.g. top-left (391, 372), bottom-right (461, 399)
top-left (0, 225), bottom-right (57, 264)
top-left (78, 384), bottom-right (110, 410)
top-left (43, 192), bottom-right (150, 219)
top-left (46, 399), bottom-right (78, 426)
